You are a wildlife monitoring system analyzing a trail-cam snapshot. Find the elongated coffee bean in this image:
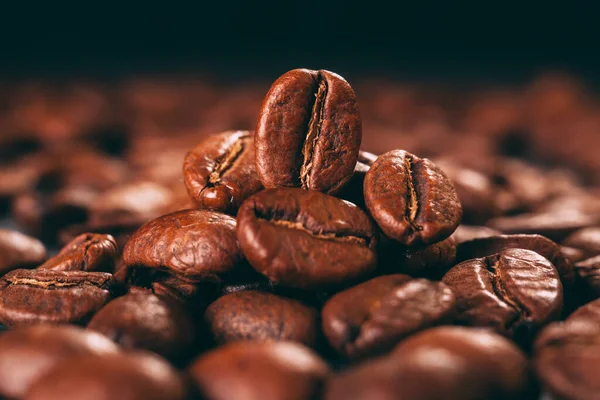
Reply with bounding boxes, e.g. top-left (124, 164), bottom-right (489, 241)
top-left (0, 269), bottom-right (118, 327)
top-left (183, 130), bottom-right (263, 214)
top-left (364, 150), bottom-right (462, 246)
top-left (256, 69), bottom-right (361, 194)
top-left (37, 233), bottom-right (118, 272)
top-left (443, 248), bottom-right (563, 340)
top-left (237, 188), bottom-right (377, 289)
